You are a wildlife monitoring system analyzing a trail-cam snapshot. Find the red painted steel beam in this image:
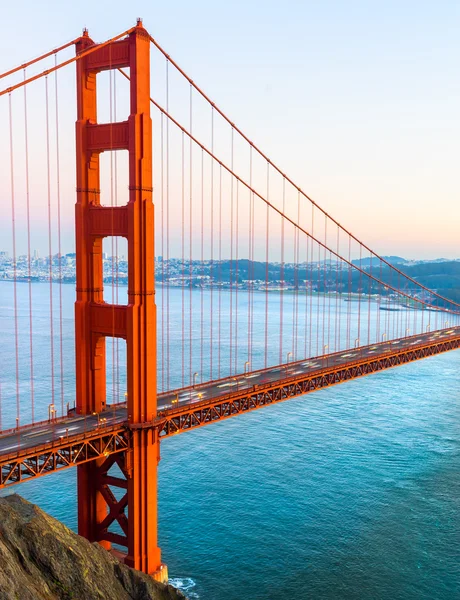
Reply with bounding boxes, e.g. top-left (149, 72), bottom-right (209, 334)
top-left (123, 22), bottom-right (162, 578)
top-left (87, 122), bottom-right (129, 151)
top-left (75, 26), bottom-right (112, 553)
top-left (0, 427), bottom-right (128, 488)
top-left (89, 206), bottom-right (128, 238)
